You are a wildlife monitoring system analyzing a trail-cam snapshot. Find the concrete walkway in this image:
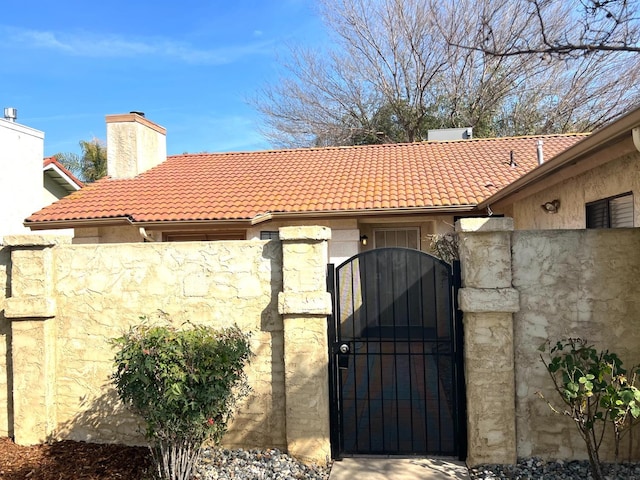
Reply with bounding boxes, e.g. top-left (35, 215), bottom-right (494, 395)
top-left (328, 457), bottom-right (470, 480)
